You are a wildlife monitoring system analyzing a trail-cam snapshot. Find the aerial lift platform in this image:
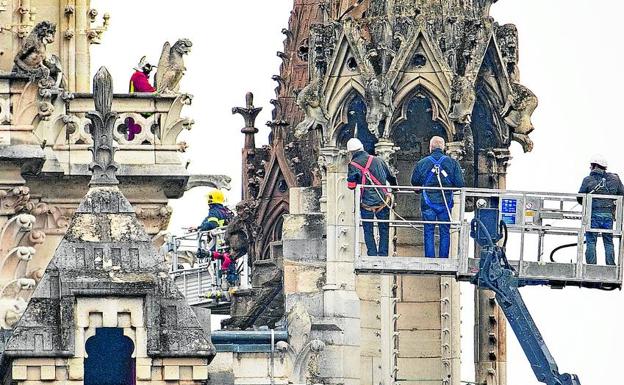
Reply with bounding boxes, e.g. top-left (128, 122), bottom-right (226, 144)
top-left (354, 186), bottom-right (623, 289)
top-left (165, 227), bottom-right (250, 314)
top-left (353, 185), bottom-right (624, 385)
